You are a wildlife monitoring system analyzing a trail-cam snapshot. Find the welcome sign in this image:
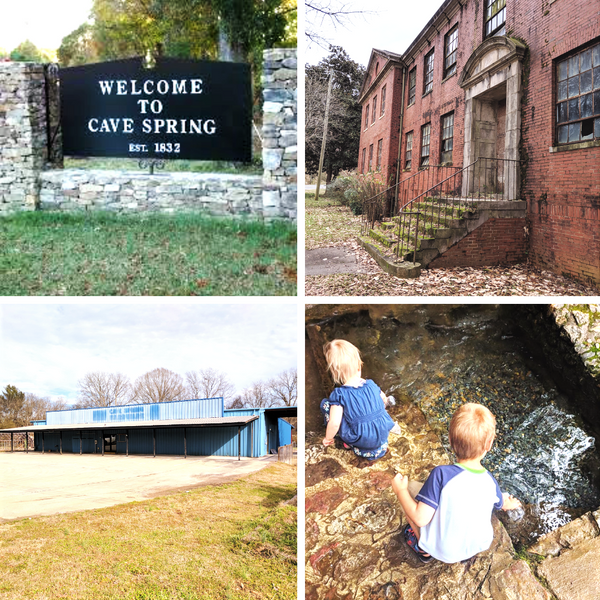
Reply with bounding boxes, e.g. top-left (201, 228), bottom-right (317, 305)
top-left (59, 57), bottom-right (252, 161)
